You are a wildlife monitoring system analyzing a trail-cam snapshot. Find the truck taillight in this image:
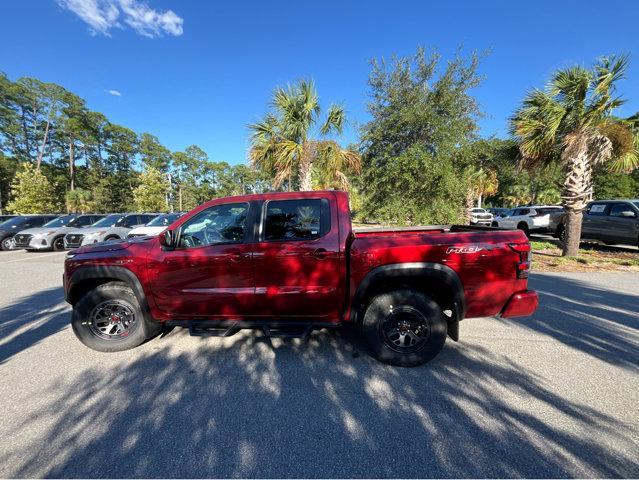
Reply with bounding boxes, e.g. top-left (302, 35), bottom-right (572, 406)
top-left (509, 242), bottom-right (531, 278)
